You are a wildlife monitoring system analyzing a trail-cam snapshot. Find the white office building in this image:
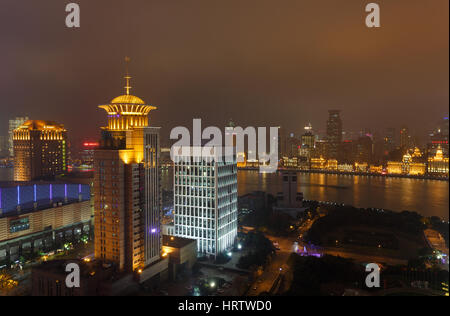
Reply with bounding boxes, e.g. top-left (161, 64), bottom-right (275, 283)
top-left (173, 147), bottom-right (238, 258)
